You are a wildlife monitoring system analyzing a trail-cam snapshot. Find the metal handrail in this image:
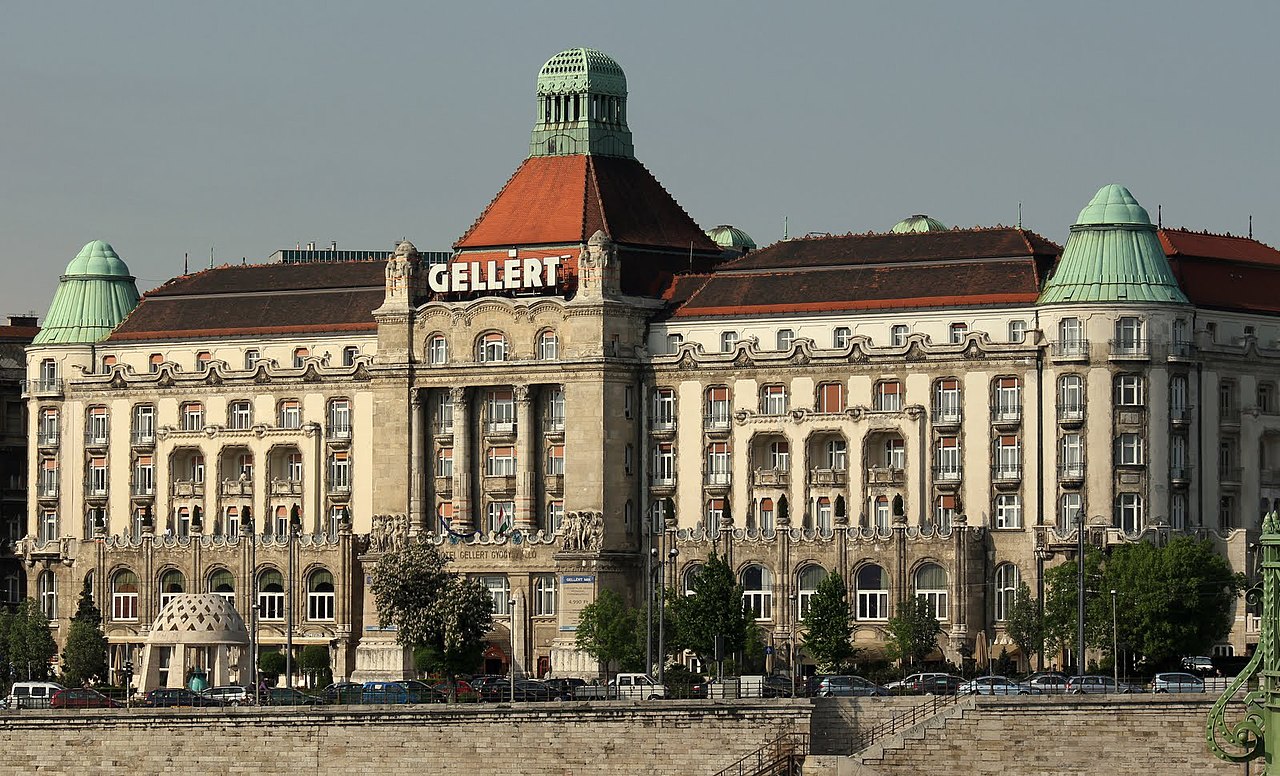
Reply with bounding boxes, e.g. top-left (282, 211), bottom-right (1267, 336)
top-left (850, 693), bottom-right (962, 753)
top-left (712, 732), bottom-right (809, 776)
